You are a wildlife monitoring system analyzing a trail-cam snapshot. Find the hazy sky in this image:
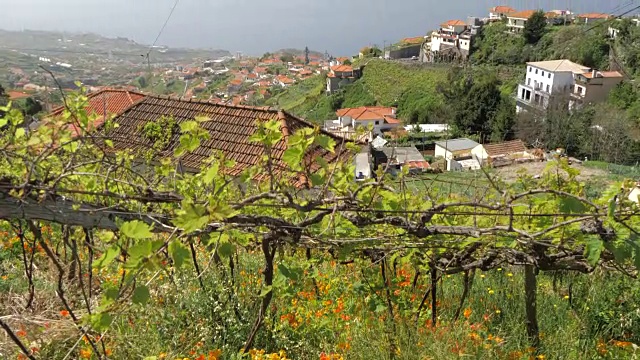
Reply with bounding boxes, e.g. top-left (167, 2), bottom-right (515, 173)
top-left (0, 0), bottom-right (634, 55)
